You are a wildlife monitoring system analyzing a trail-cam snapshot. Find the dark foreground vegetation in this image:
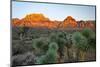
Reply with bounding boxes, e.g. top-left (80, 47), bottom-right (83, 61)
top-left (12, 27), bottom-right (96, 67)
